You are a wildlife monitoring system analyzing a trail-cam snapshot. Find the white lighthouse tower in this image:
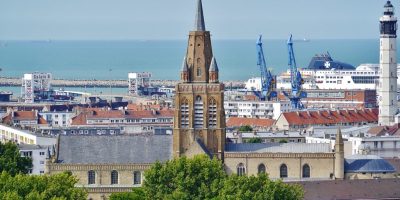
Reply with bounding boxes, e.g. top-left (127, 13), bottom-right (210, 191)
top-left (379, 1), bottom-right (398, 126)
